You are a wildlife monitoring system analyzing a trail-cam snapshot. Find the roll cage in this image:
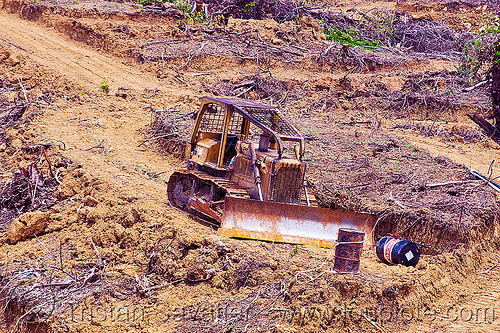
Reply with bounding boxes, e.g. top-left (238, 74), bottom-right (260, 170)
top-left (189, 96), bottom-right (306, 169)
